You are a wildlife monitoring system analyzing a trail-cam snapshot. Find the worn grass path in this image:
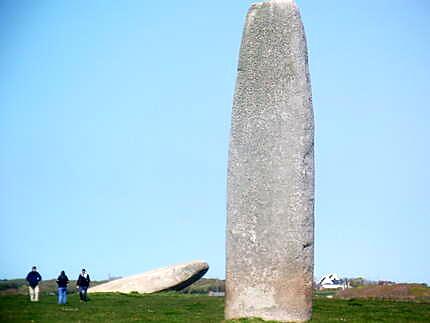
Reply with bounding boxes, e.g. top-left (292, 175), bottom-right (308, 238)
top-left (0, 293), bottom-right (429, 322)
